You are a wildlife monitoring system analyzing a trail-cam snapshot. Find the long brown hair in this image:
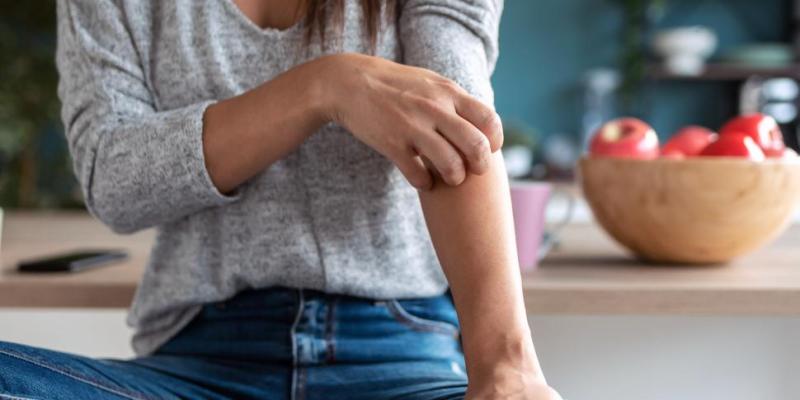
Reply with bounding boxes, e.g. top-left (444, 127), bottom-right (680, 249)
top-left (301, 0), bottom-right (394, 52)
